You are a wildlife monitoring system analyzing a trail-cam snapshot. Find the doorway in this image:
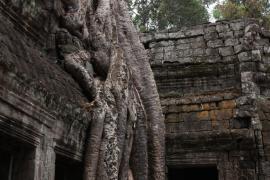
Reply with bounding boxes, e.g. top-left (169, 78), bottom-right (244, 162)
top-left (168, 166), bottom-right (218, 180)
top-left (0, 132), bottom-right (35, 180)
top-left (55, 154), bottom-right (83, 180)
